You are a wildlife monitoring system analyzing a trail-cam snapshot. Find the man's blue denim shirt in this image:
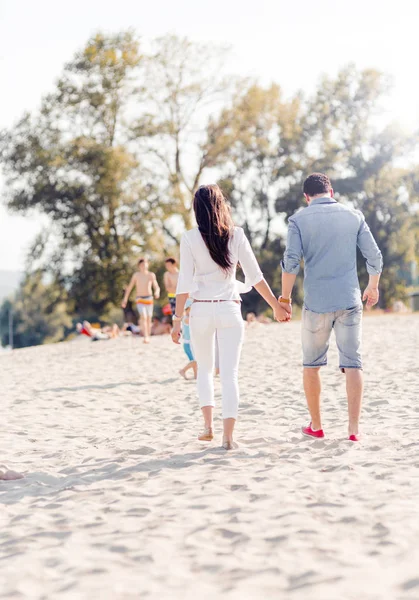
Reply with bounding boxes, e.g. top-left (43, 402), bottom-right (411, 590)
top-left (281, 197), bottom-right (383, 313)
